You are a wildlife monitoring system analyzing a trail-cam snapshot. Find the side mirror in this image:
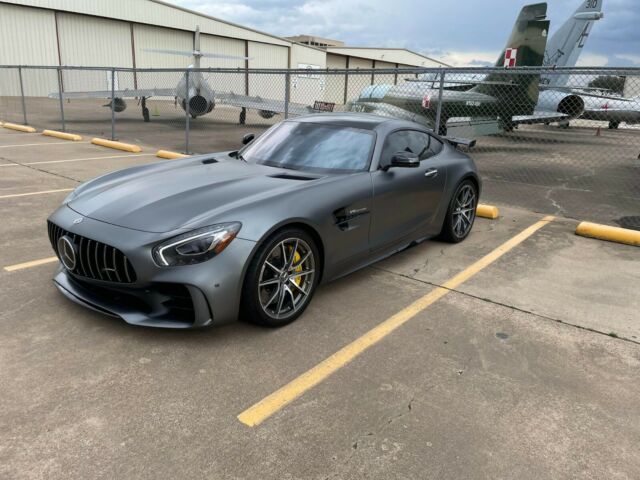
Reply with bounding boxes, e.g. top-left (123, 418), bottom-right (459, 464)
top-left (390, 151), bottom-right (420, 168)
top-left (242, 133), bottom-right (255, 145)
